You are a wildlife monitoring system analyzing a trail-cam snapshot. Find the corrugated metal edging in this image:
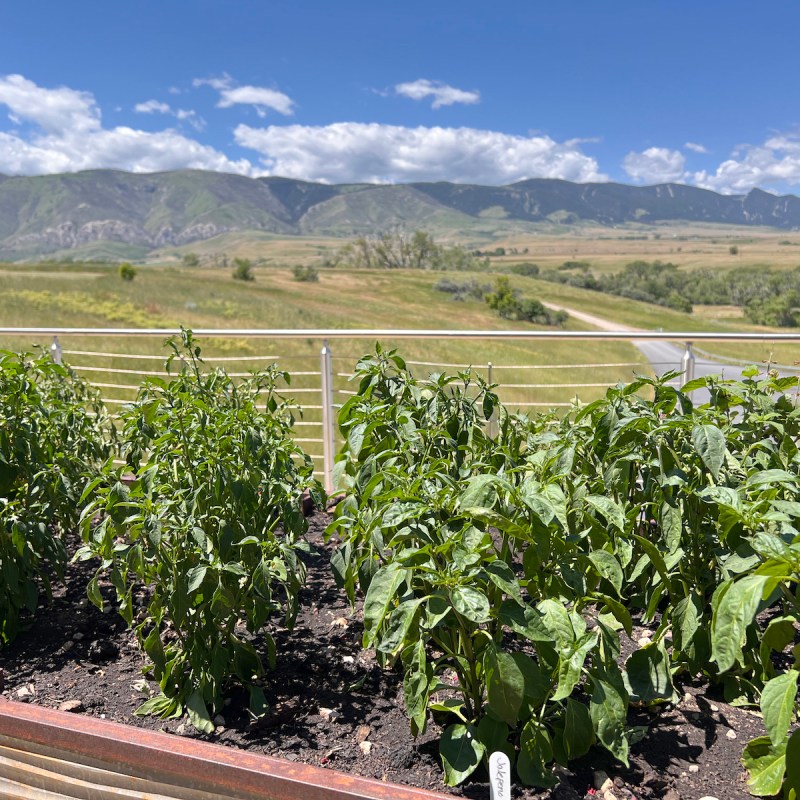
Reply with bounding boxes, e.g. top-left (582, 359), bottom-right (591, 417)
top-left (0, 700), bottom-right (451, 800)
